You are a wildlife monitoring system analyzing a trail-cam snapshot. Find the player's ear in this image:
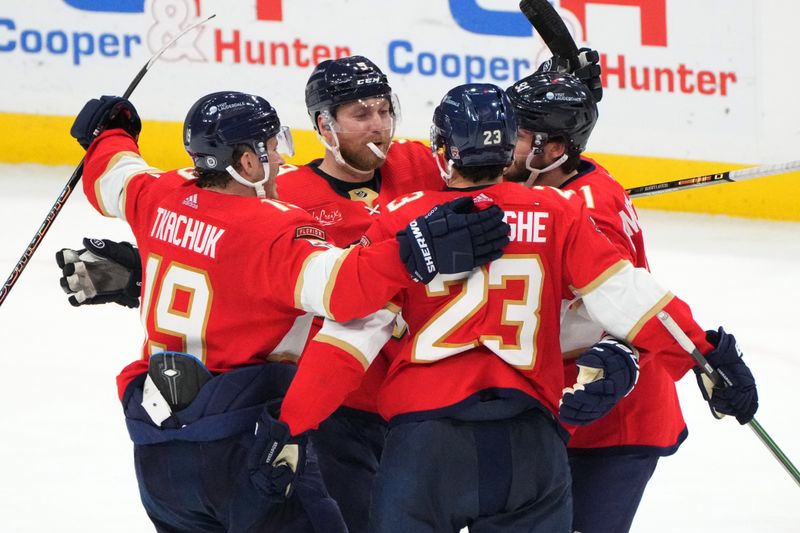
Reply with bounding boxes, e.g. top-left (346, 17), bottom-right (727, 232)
top-left (548, 139), bottom-right (568, 159)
